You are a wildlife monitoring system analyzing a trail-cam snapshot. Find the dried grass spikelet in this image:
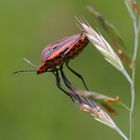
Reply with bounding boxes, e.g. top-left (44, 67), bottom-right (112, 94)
top-left (125, 0), bottom-right (140, 18)
top-left (68, 88), bottom-right (117, 129)
top-left (76, 89), bottom-right (130, 113)
top-left (80, 103), bottom-right (117, 129)
top-left (86, 5), bottom-right (133, 69)
top-left (76, 17), bottom-right (132, 84)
